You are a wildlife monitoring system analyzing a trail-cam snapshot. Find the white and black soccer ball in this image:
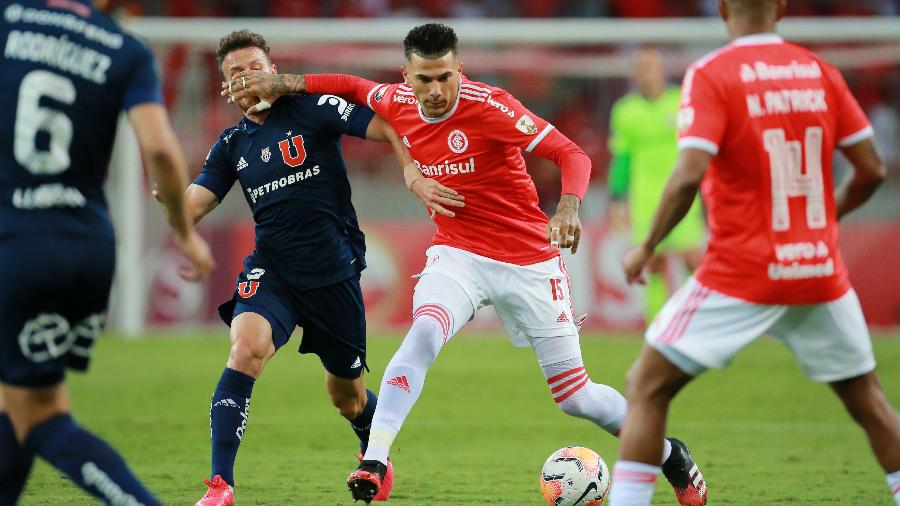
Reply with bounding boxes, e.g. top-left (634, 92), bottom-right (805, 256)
top-left (540, 446), bottom-right (611, 506)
